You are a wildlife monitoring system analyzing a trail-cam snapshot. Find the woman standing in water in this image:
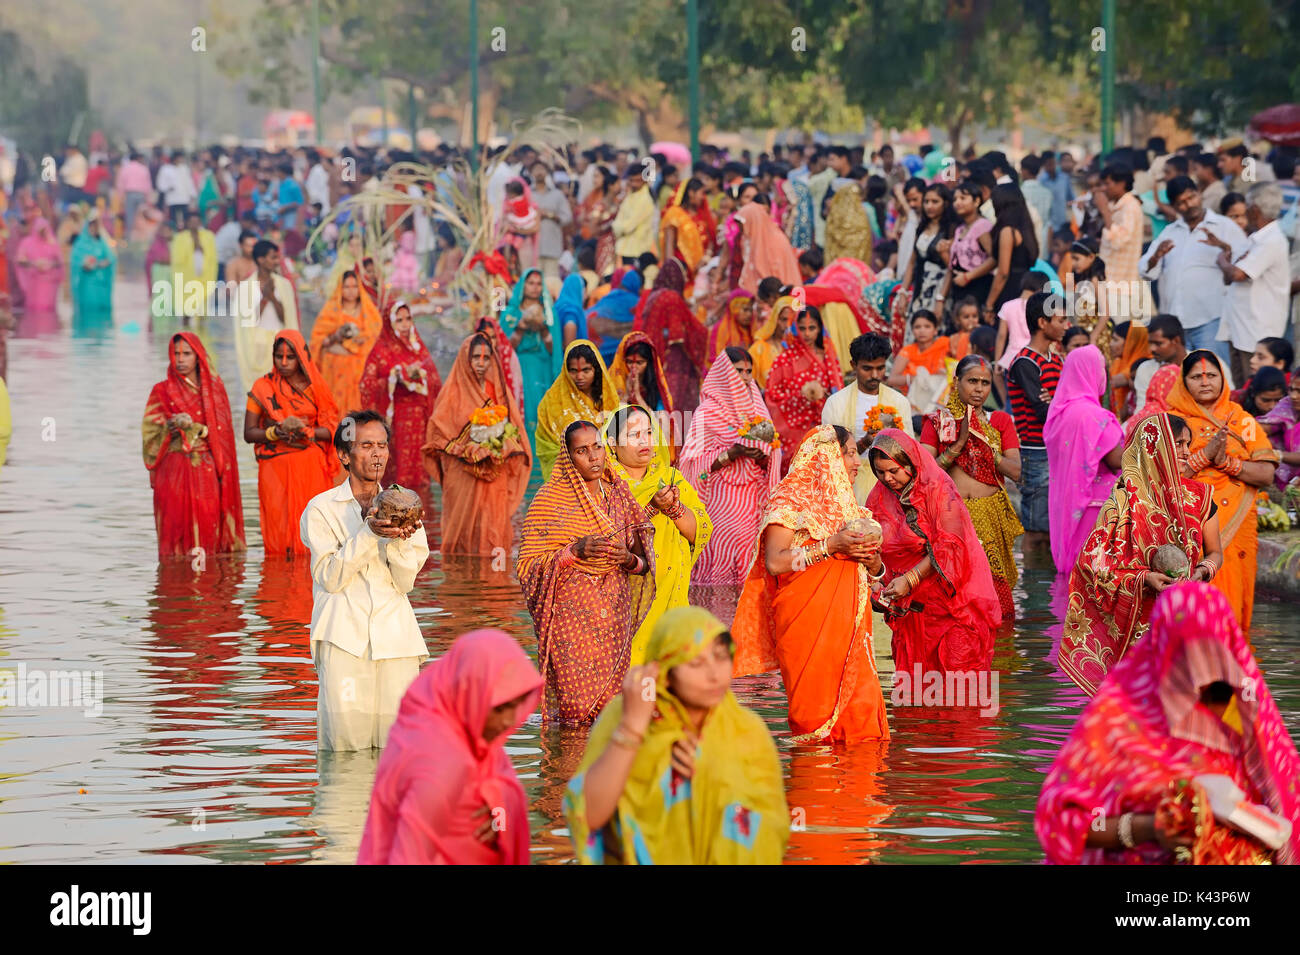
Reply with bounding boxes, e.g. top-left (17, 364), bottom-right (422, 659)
top-left (309, 269), bottom-right (383, 415)
top-left (534, 340), bottom-right (619, 479)
top-left (143, 332), bottom-right (245, 558)
top-left (501, 267), bottom-right (561, 439)
top-left (517, 420), bottom-right (655, 724)
top-left (359, 300), bottom-right (442, 490)
top-left (244, 330), bottom-right (340, 559)
top-left (564, 607), bottom-right (789, 864)
top-left (424, 331), bottom-right (531, 555)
